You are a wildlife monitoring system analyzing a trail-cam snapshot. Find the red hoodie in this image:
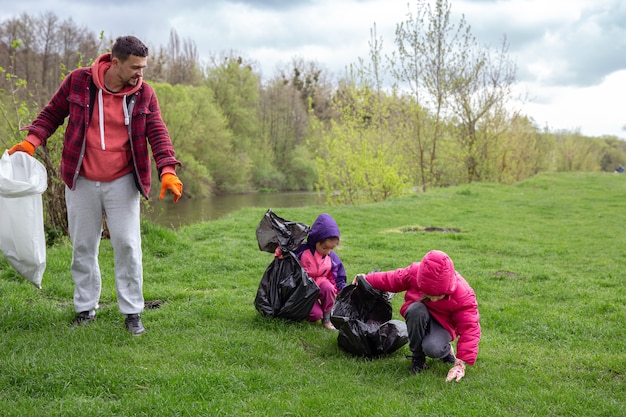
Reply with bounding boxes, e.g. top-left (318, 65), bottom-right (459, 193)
top-left (80, 53), bottom-right (142, 182)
